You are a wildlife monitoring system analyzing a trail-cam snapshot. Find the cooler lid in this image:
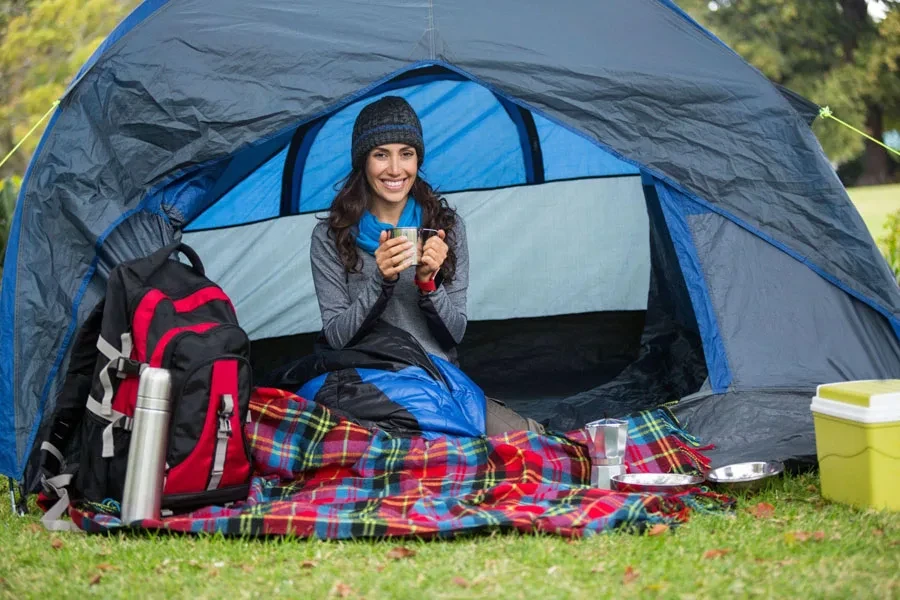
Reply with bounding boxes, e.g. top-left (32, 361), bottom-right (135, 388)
top-left (815, 380), bottom-right (900, 408)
